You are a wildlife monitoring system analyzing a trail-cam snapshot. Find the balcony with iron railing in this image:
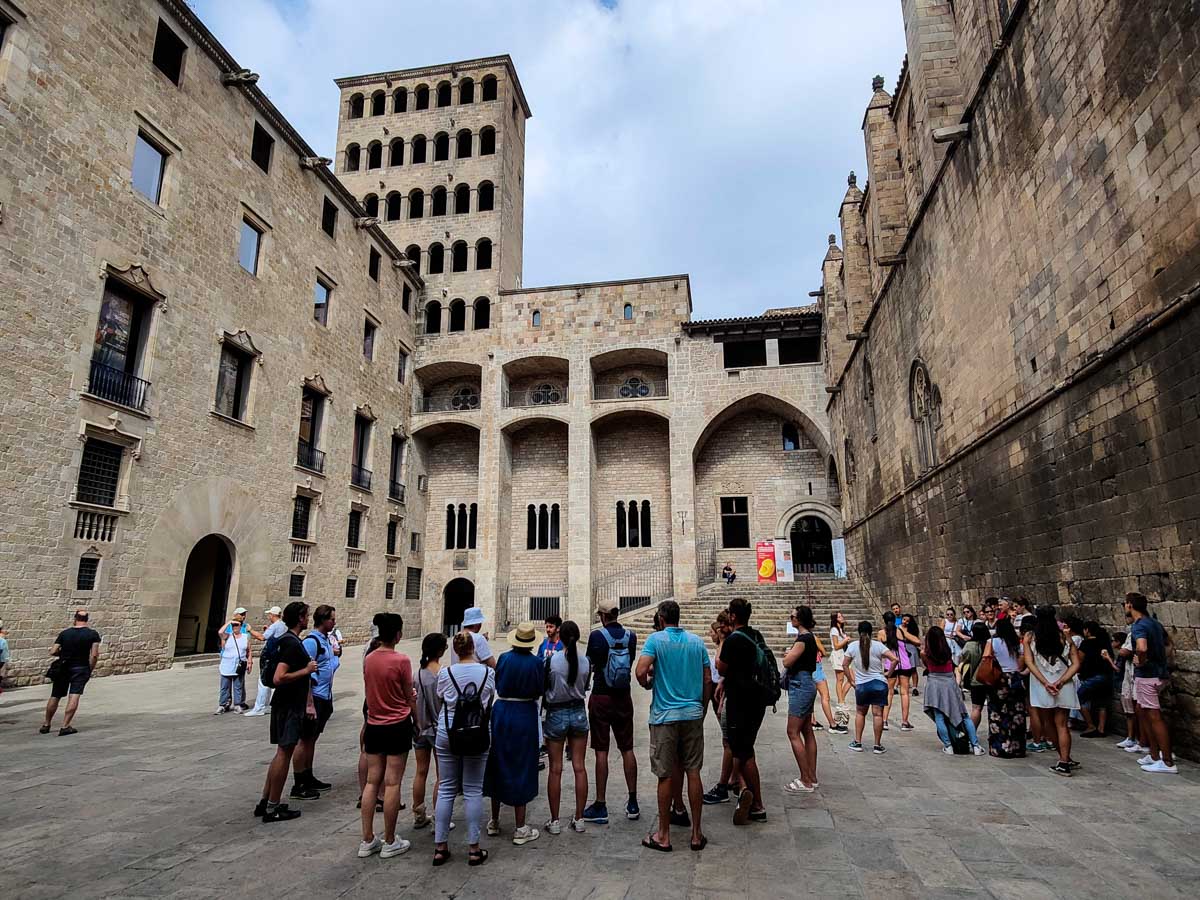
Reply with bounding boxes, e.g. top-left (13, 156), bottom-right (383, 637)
top-left (389, 479), bottom-right (406, 503)
top-left (592, 378), bottom-right (669, 401)
top-left (503, 384), bottom-right (569, 409)
top-left (417, 390), bottom-right (481, 414)
top-left (351, 463), bottom-right (372, 491)
top-left (86, 358), bottom-right (150, 412)
top-left (296, 438), bottom-right (326, 474)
